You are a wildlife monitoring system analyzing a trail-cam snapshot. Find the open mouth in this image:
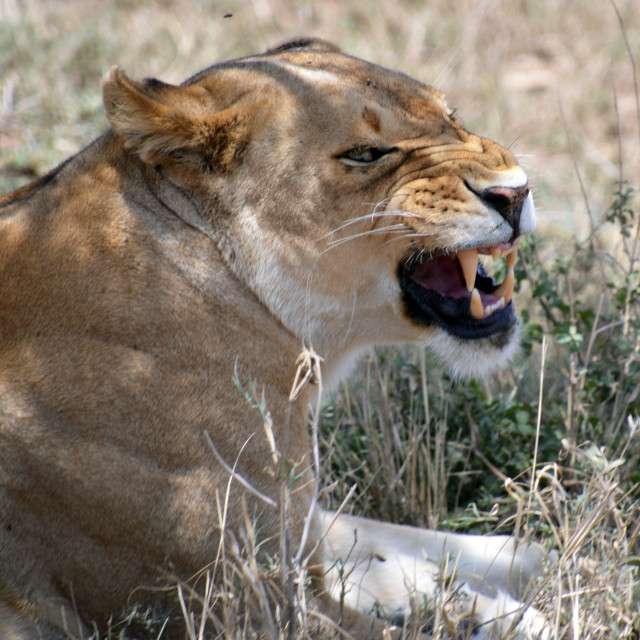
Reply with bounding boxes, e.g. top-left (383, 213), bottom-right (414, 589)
top-left (399, 241), bottom-right (519, 340)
